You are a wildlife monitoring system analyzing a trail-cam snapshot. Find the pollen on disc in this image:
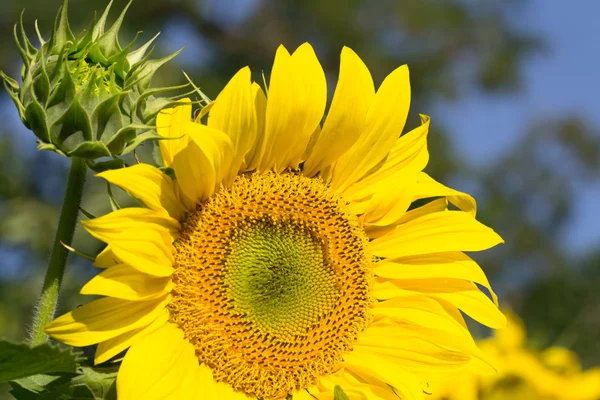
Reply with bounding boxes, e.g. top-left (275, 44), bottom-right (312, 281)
top-left (170, 172), bottom-right (372, 399)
